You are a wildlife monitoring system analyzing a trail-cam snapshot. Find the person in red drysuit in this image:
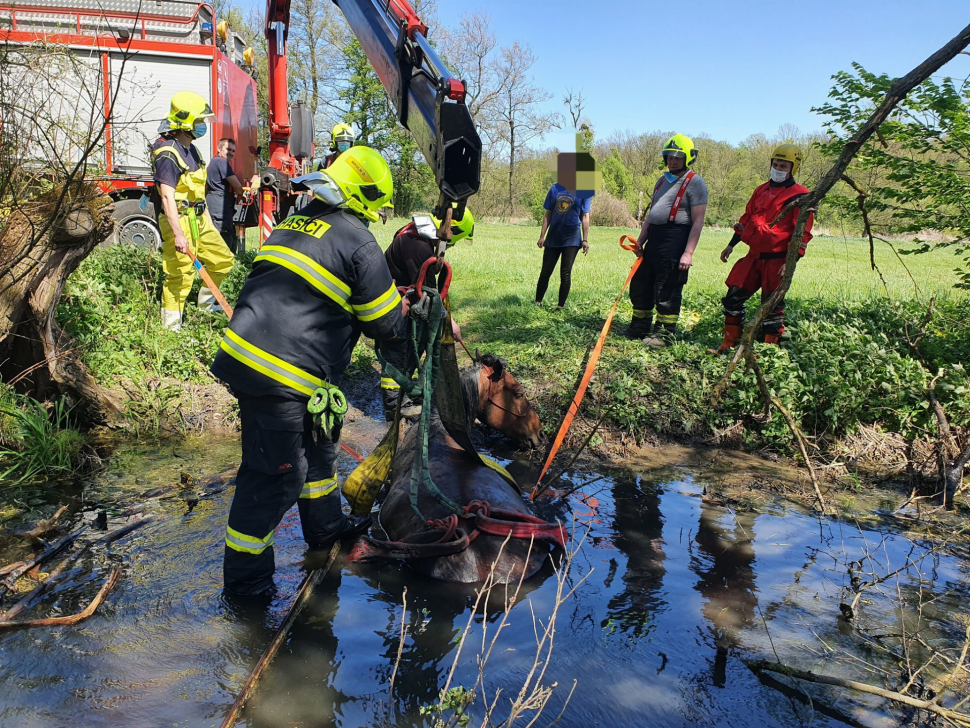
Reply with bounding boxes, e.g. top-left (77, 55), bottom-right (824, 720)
top-left (713, 144), bottom-right (814, 353)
